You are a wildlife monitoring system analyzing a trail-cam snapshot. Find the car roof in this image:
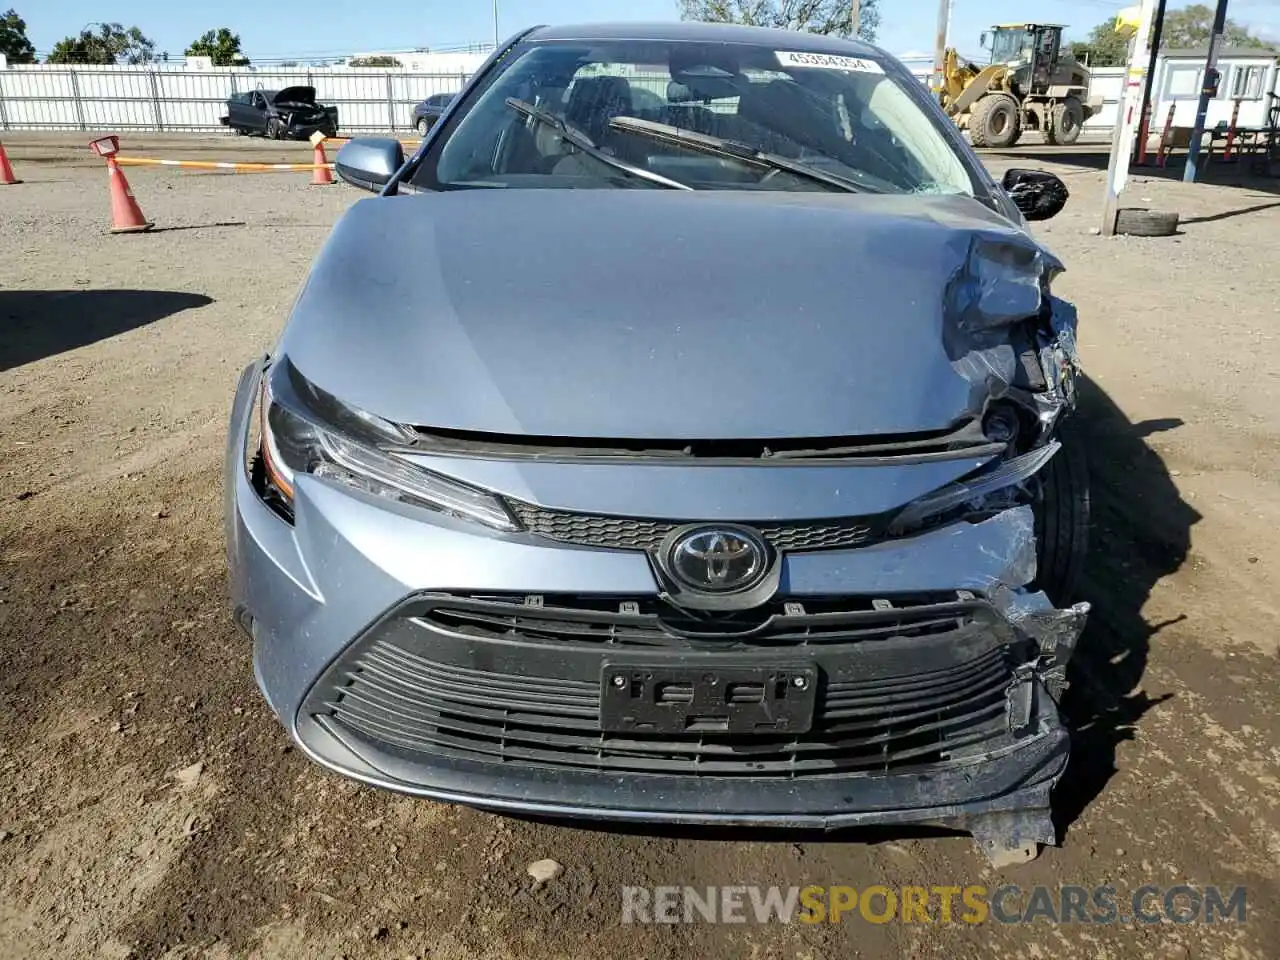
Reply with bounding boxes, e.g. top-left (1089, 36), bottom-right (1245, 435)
top-left (524, 21), bottom-right (882, 58)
